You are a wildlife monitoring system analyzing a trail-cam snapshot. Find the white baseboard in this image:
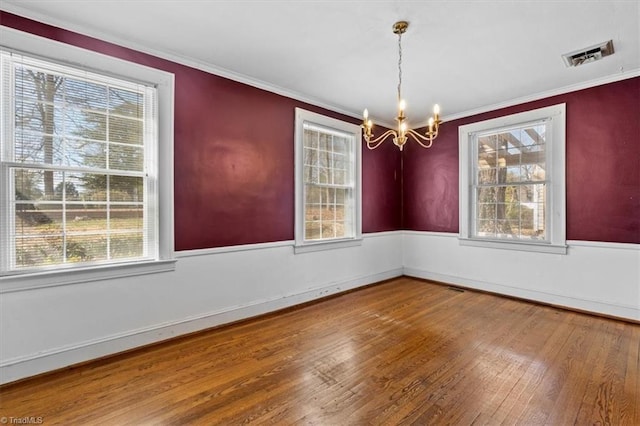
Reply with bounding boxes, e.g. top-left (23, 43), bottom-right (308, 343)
top-left (404, 267), bottom-right (640, 321)
top-left (0, 267), bottom-right (402, 385)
